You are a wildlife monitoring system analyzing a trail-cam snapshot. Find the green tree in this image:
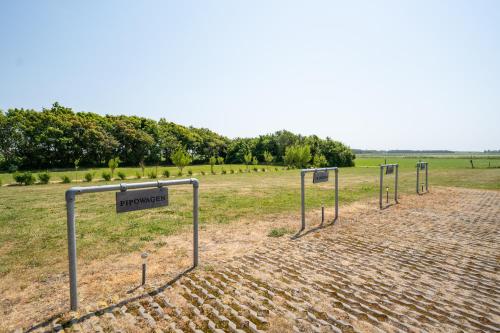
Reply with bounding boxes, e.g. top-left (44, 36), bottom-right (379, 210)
top-left (244, 152), bottom-right (252, 171)
top-left (313, 154), bottom-right (328, 167)
top-left (108, 157), bottom-right (120, 178)
top-left (171, 148), bottom-right (192, 175)
top-left (209, 156), bottom-right (217, 174)
top-left (284, 145), bottom-right (311, 168)
top-left (263, 151), bottom-right (274, 165)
